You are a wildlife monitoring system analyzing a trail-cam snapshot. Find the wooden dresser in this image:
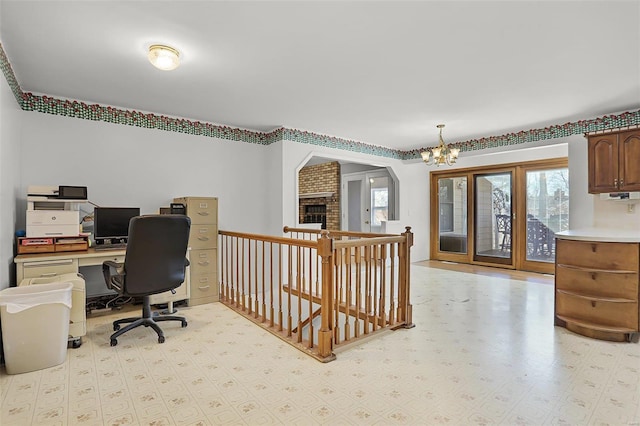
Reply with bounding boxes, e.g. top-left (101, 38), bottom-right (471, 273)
top-left (174, 196), bottom-right (219, 306)
top-left (555, 235), bottom-right (639, 342)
